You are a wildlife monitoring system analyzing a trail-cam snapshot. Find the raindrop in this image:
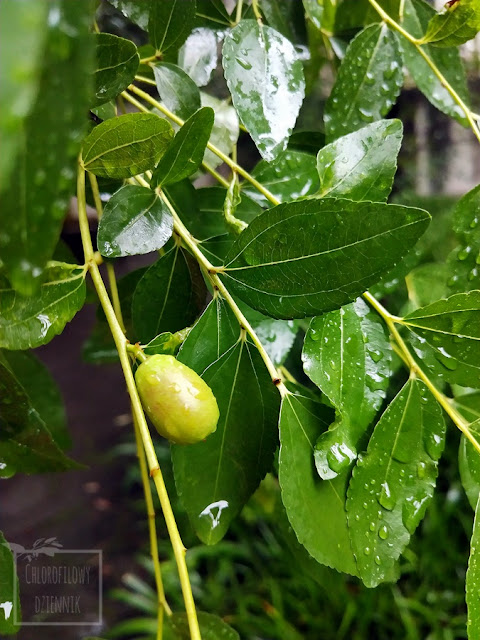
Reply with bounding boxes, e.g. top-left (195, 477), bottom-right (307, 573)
top-left (374, 555), bottom-right (382, 566)
top-left (424, 431), bottom-right (443, 460)
top-left (364, 546), bottom-right (371, 556)
top-left (378, 482), bottom-right (396, 511)
top-left (378, 524), bottom-right (389, 540)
